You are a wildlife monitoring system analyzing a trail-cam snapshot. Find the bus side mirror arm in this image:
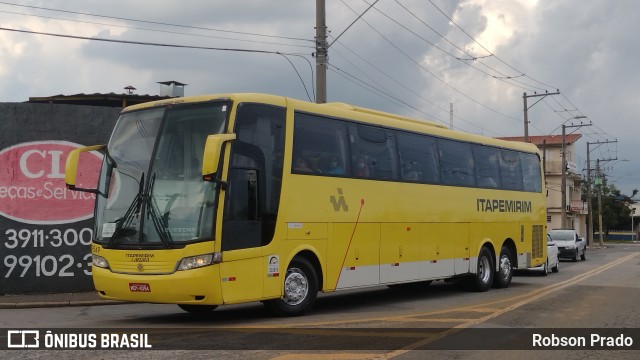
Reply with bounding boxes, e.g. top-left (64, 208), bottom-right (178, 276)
top-left (202, 133), bottom-right (236, 188)
top-left (205, 177), bottom-right (228, 191)
top-left (65, 144), bottom-right (106, 194)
